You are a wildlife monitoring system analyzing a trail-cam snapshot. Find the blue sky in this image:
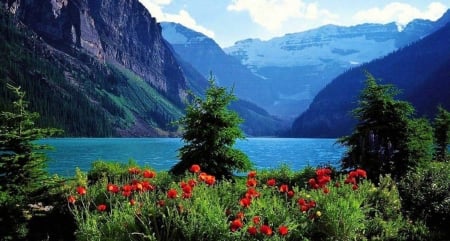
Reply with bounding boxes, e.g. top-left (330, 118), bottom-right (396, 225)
top-left (138, 0), bottom-right (450, 47)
